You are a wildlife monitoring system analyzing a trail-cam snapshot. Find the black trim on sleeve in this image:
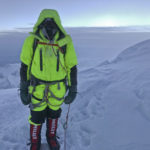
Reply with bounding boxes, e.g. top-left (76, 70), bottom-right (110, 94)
top-left (70, 65), bottom-right (77, 86)
top-left (20, 62), bottom-right (28, 81)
